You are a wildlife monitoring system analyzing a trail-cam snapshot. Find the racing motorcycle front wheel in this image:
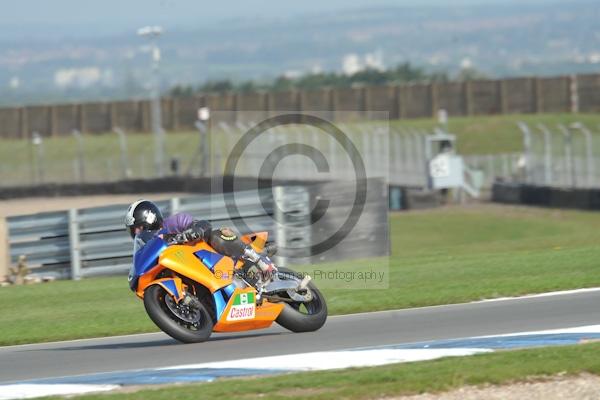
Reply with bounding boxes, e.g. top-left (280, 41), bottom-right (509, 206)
top-left (143, 284), bottom-right (213, 343)
top-left (274, 267), bottom-right (328, 332)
